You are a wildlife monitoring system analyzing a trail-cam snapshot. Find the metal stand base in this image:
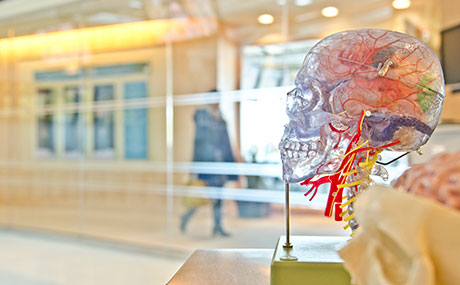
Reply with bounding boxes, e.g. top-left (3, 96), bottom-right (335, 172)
top-left (280, 255), bottom-right (298, 261)
top-left (280, 246), bottom-right (298, 261)
top-left (271, 236), bottom-right (351, 284)
top-left (281, 183), bottom-right (297, 260)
